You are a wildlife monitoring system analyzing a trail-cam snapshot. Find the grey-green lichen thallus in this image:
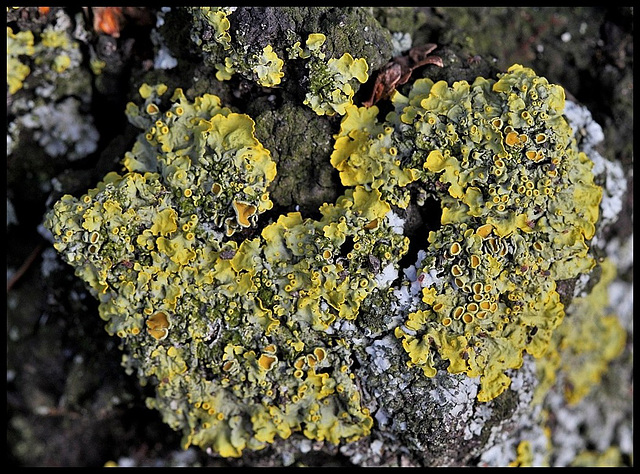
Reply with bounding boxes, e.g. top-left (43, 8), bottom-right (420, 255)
top-left (45, 52), bottom-right (611, 458)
